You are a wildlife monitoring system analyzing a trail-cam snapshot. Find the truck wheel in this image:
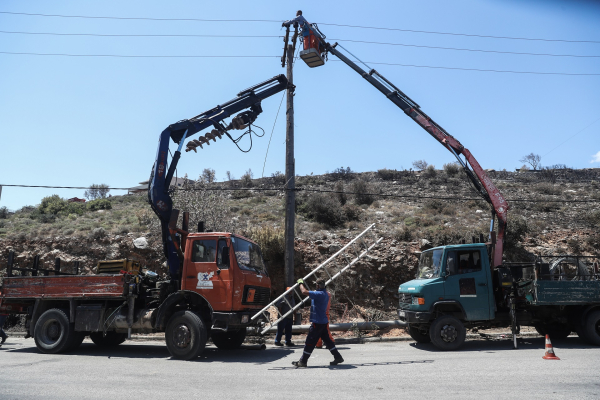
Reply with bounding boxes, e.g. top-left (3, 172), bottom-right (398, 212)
top-left (211, 329), bottom-right (247, 350)
top-left (90, 332), bottom-right (127, 347)
top-left (582, 310), bottom-right (600, 346)
top-left (34, 308), bottom-right (76, 354)
top-left (407, 325), bottom-right (431, 343)
top-left (165, 311), bottom-right (207, 360)
top-left (534, 323), bottom-right (572, 340)
top-left (429, 315), bottom-right (466, 351)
